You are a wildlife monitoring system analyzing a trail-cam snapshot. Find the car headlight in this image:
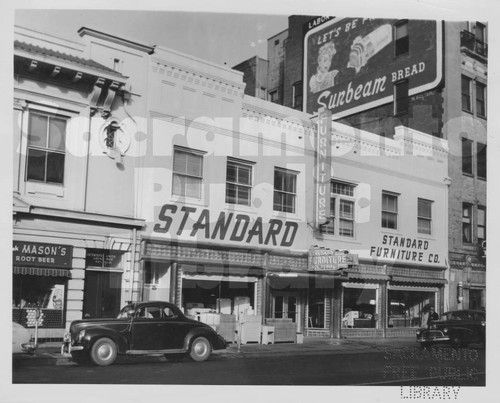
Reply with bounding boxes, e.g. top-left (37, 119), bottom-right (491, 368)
top-left (416, 330), bottom-right (421, 336)
top-left (77, 330), bottom-right (86, 343)
top-left (443, 328), bottom-right (448, 334)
